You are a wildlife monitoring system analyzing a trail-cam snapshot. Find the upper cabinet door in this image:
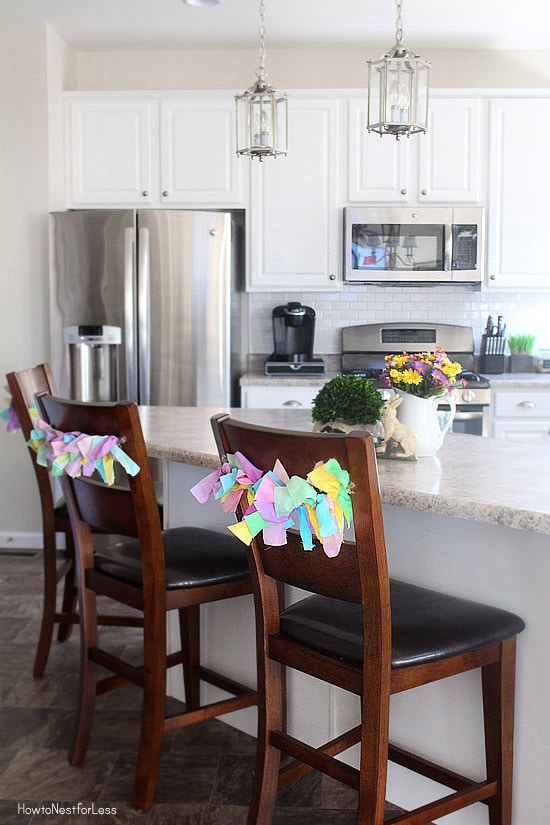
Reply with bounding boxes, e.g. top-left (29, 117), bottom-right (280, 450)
top-left (487, 98), bottom-right (550, 290)
top-left (347, 96), bottom-right (484, 204)
top-left (347, 98), bottom-right (409, 202)
top-left (418, 98), bottom-right (483, 203)
top-left (159, 98), bottom-right (245, 206)
top-left (247, 97), bottom-right (341, 291)
top-left (67, 97), bottom-right (153, 206)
